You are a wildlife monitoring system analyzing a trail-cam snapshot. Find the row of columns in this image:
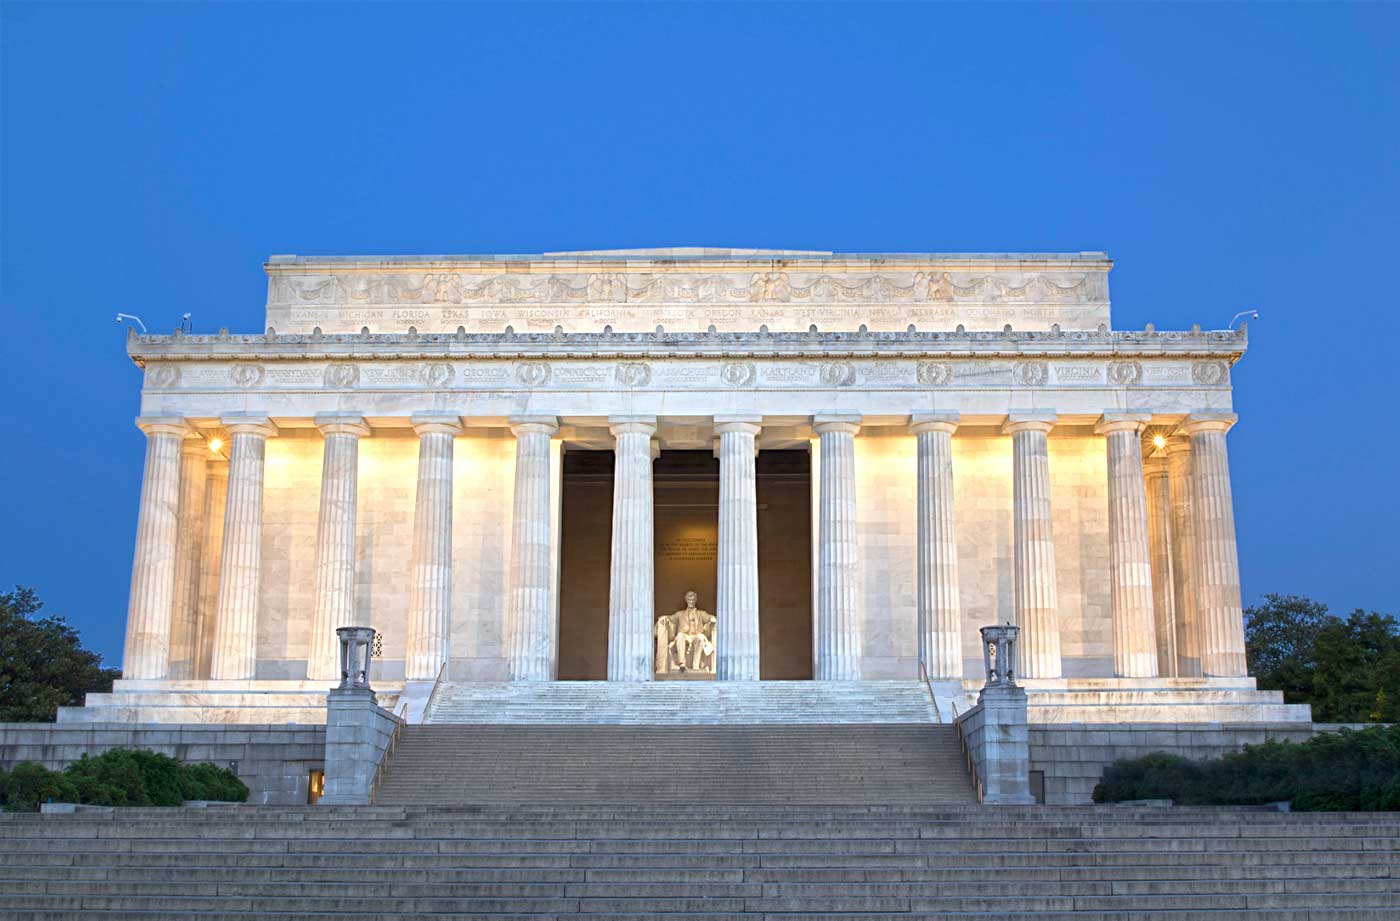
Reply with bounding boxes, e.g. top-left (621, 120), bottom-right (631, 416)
top-left (123, 409), bottom-right (1247, 684)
